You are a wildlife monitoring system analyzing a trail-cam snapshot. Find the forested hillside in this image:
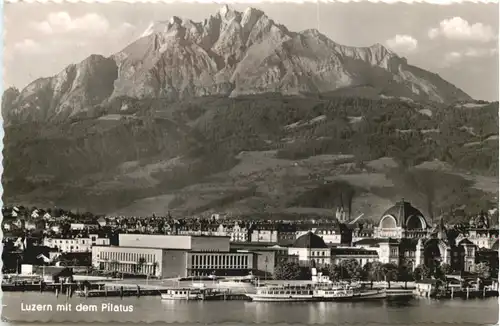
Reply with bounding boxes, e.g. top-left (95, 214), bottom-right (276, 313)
top-left (3, 95), bottom-right (498, 219)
